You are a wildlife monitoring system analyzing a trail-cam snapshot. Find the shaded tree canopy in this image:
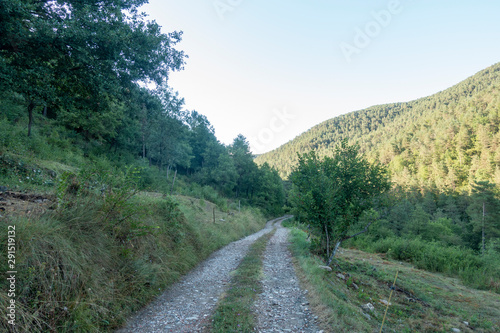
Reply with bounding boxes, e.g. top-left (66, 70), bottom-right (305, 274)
top-left (0, 0), bottom-right (186, 137)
